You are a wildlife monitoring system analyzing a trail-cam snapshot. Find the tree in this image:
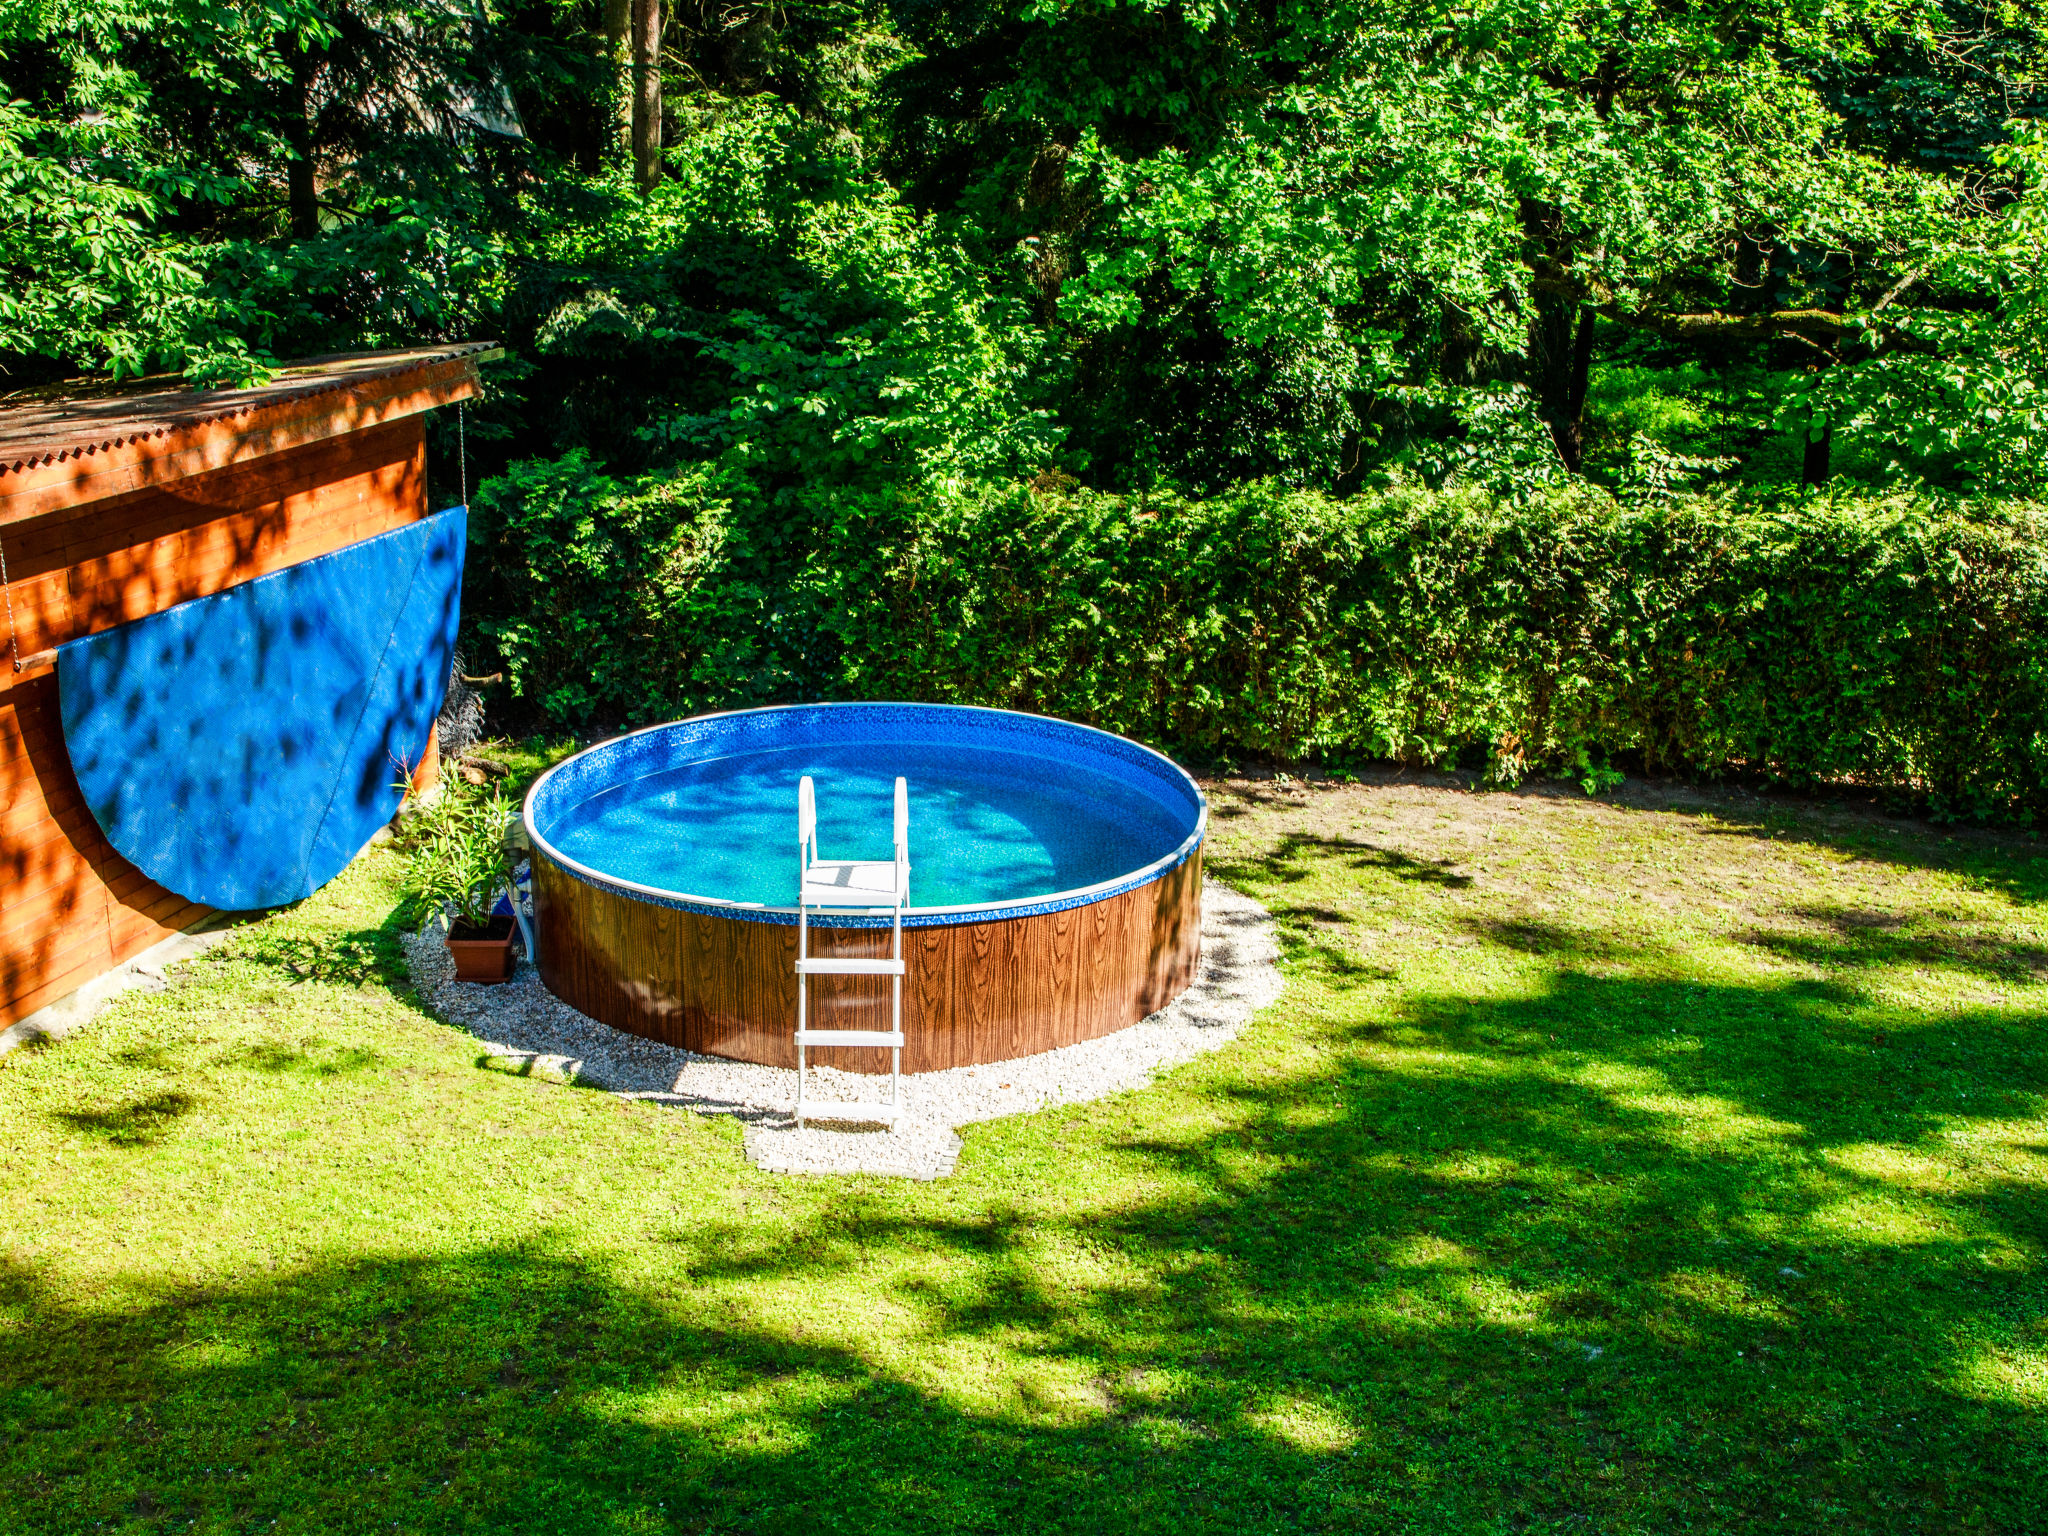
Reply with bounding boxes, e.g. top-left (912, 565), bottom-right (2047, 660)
top-left (891, 0), bottom-right (2044, 488)
top-left (2, 0), bottom-right (2039, 501)
top-left (604, 0), bottom-right (629, 149)
top-left (1793, 123), bottom-right (2048, 494)
top-left (0, 0), bottom-right (558, 380)
top-left (630, 0), bottom-right (660, 189)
